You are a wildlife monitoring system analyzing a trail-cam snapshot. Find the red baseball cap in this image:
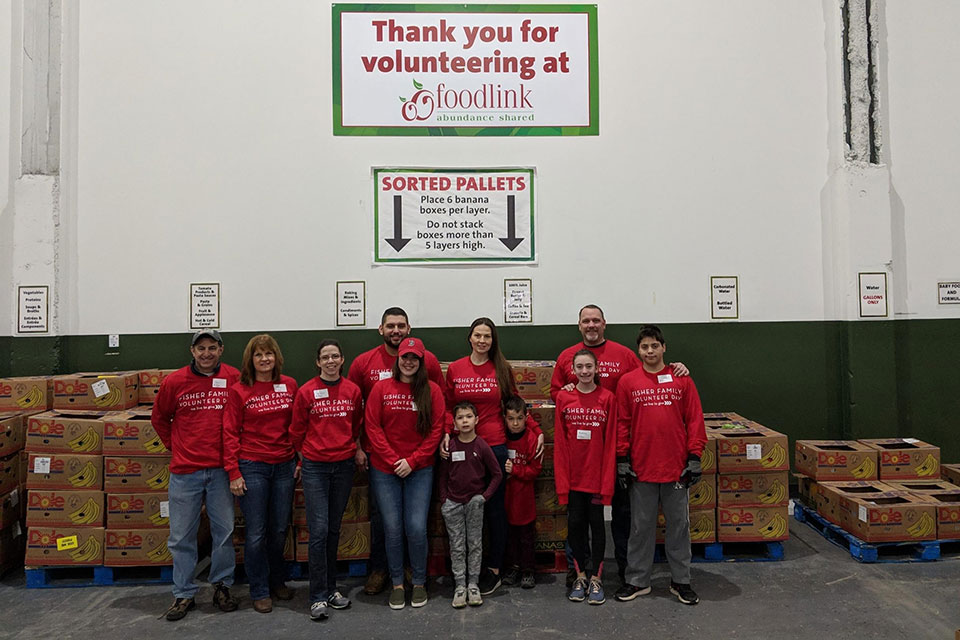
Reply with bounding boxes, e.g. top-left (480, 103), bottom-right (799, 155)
top-left (398, 337), bottom-right (425, 358)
